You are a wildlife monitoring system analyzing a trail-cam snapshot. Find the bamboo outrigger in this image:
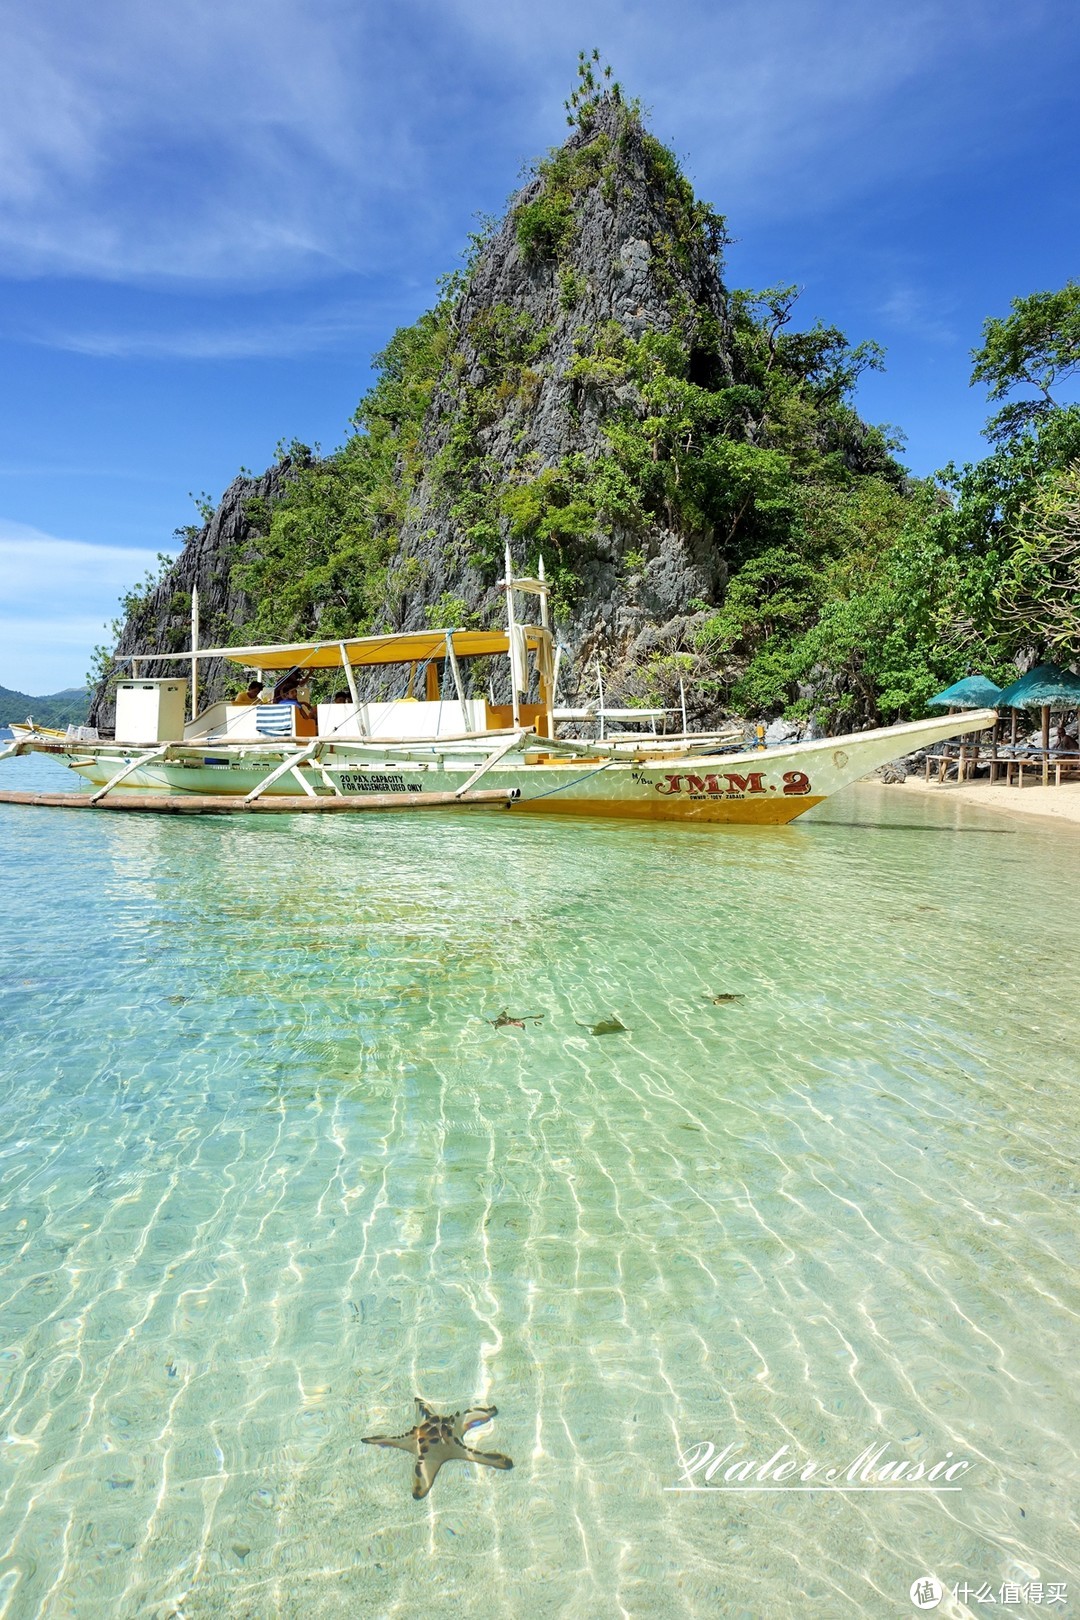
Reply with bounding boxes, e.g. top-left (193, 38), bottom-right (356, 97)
top-left (0, 787), bottom-right (518, 815)
top-left (2, 548), bottom-right (997, 824)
